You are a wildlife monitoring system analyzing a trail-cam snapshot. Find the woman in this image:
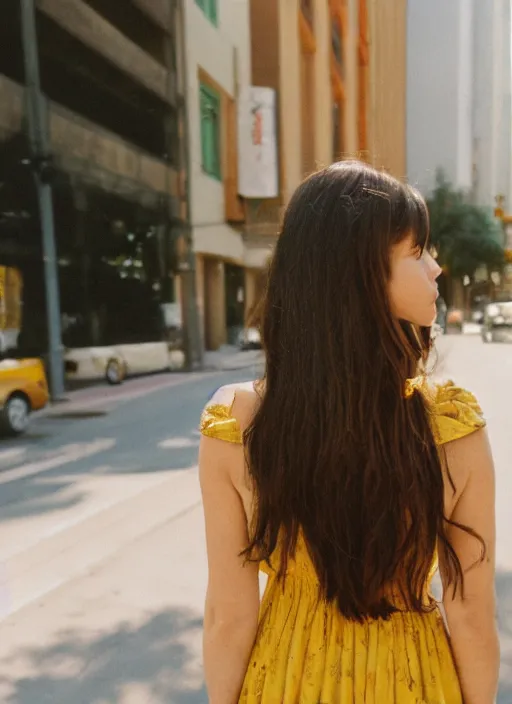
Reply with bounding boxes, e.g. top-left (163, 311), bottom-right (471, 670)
top-left (199, 162), bottom-right (499, 703)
